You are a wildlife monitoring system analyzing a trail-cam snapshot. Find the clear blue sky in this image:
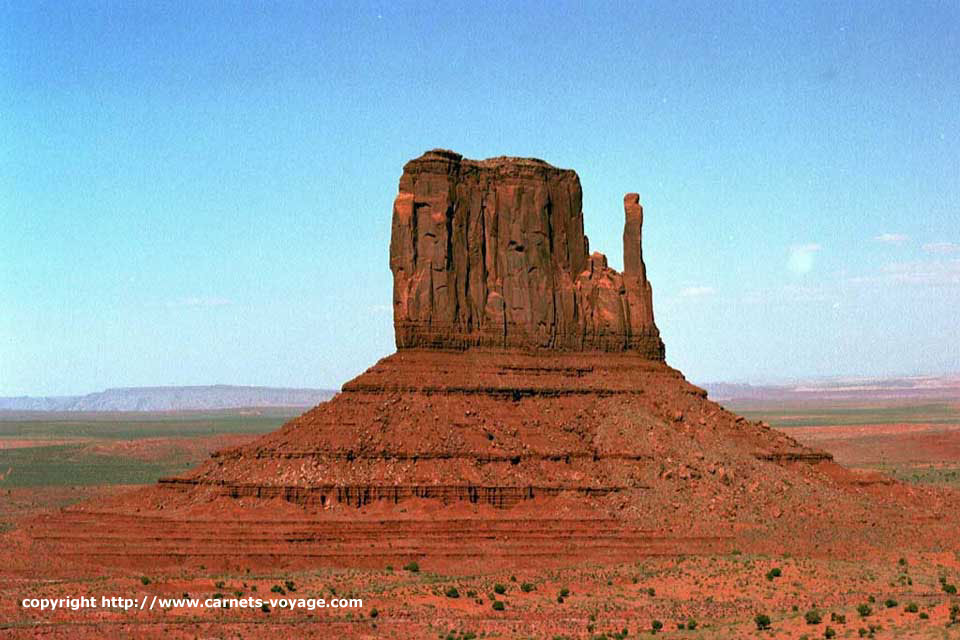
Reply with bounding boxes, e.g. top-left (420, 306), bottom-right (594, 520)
top-left (2, 1), bottom-right (958, 396)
